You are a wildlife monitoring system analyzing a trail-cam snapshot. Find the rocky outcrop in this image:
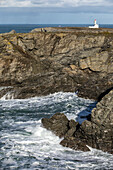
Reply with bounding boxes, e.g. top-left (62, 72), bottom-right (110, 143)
top-left (42, 90), bottom-right (113, 154)
top-left (42, 113), bottom-right (69, 138)
top-left (0, 28), bottom-right (113, 99)
top-left (41, 113), bottom-right (87, 150)
top-left (41, 113), bottom-right (90, 151)
top-left (73, 89), bottom-right (113, 154)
